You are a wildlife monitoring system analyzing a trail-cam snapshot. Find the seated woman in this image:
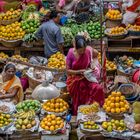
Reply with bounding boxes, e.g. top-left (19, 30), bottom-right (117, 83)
top-left (66, 35), bottom-right (105, 115)
top-left (56, 0), bottom-right (78, 16)
top-left (0, 63), bottom-right (23, 104)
